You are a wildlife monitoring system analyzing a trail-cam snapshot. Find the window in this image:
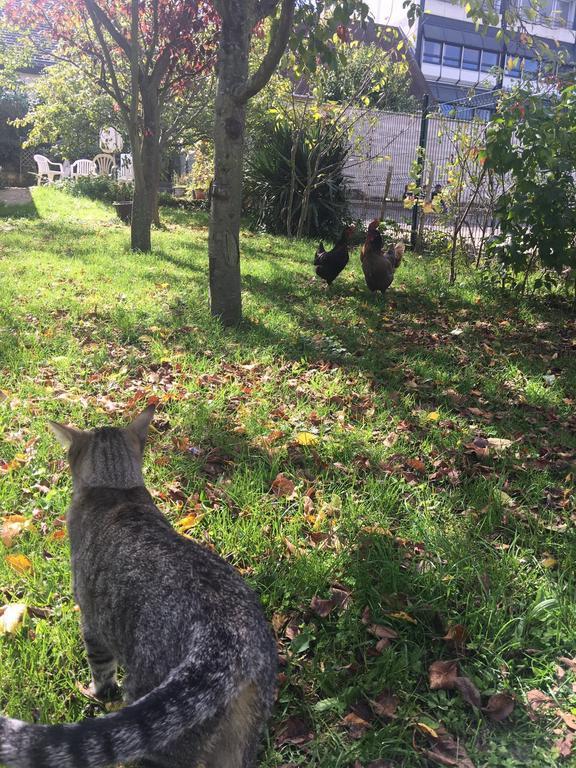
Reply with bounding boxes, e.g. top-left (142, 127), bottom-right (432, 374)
top-left (462, 47), bottom-right (481, 70)
top-left (519, 0), bottom-right (574, 26)
top-left (423, 39), bottom-right (442, 65)
top-left (481, 50), bottom-right (499, 72)
top-left (443, 44), bottom-right (462, 68)
top-left (523, 58), bottom-right (539, 79)
top-left (555, 0), bottom-right (572, 24)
